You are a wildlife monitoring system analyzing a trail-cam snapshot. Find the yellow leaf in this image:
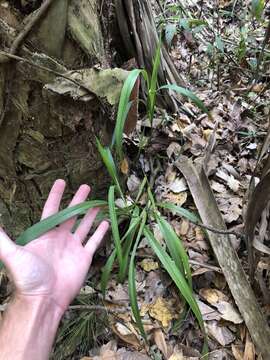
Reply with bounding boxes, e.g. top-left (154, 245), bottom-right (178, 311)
top-left (149, 297), bottom-right (177, 328)
top-left (203, 129), bottom-right (213, 142)
top-left (120, 157), bottom-right (129, 174)
top-left (139, 259), bottom-right (159, 272)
